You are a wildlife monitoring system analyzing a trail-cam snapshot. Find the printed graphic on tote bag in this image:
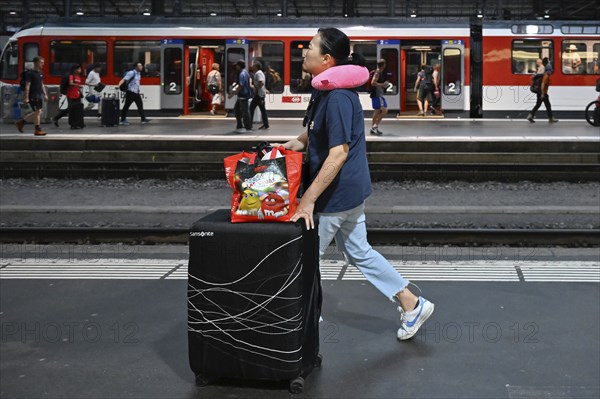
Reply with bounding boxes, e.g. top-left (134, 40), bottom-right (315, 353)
top-left (233, 150), bottom-right (290, 219)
